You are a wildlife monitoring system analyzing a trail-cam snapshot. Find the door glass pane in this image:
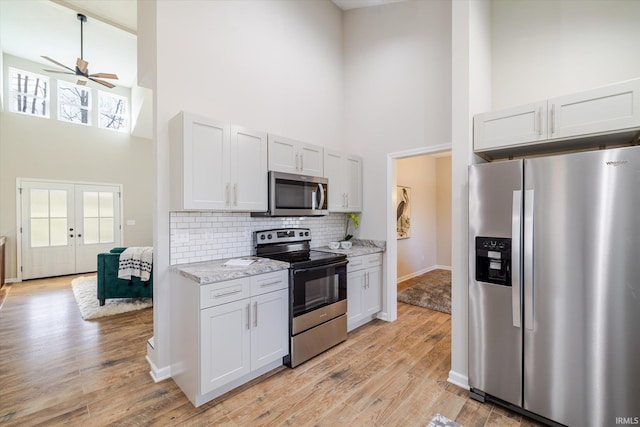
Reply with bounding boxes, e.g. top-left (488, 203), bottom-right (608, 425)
top-left (30, 189), bottom-right (49, 218)
top-left (83, 192), bottom-right (99, 217)
top-left (84, 218), bottom-right (99, 244)
top-left (49, 190), bottom-right (67, 217)
top-left (99, 192), bottom-right (114, 217)
top-left (99, 218), bottom-right (114, 243)
top-left (31, 218), bottom-right (49, 247)
top-left (50, 218), bottom-right (68, 246)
